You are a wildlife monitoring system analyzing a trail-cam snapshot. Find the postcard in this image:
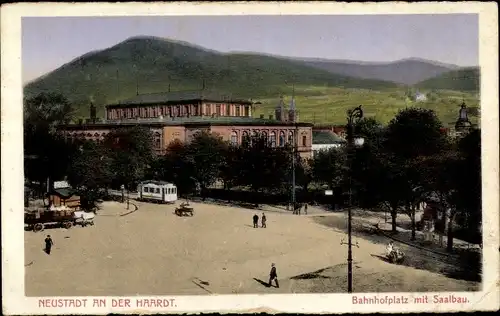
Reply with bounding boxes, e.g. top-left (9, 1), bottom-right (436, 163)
top-left (1, 1), bottom-right (499, 314)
